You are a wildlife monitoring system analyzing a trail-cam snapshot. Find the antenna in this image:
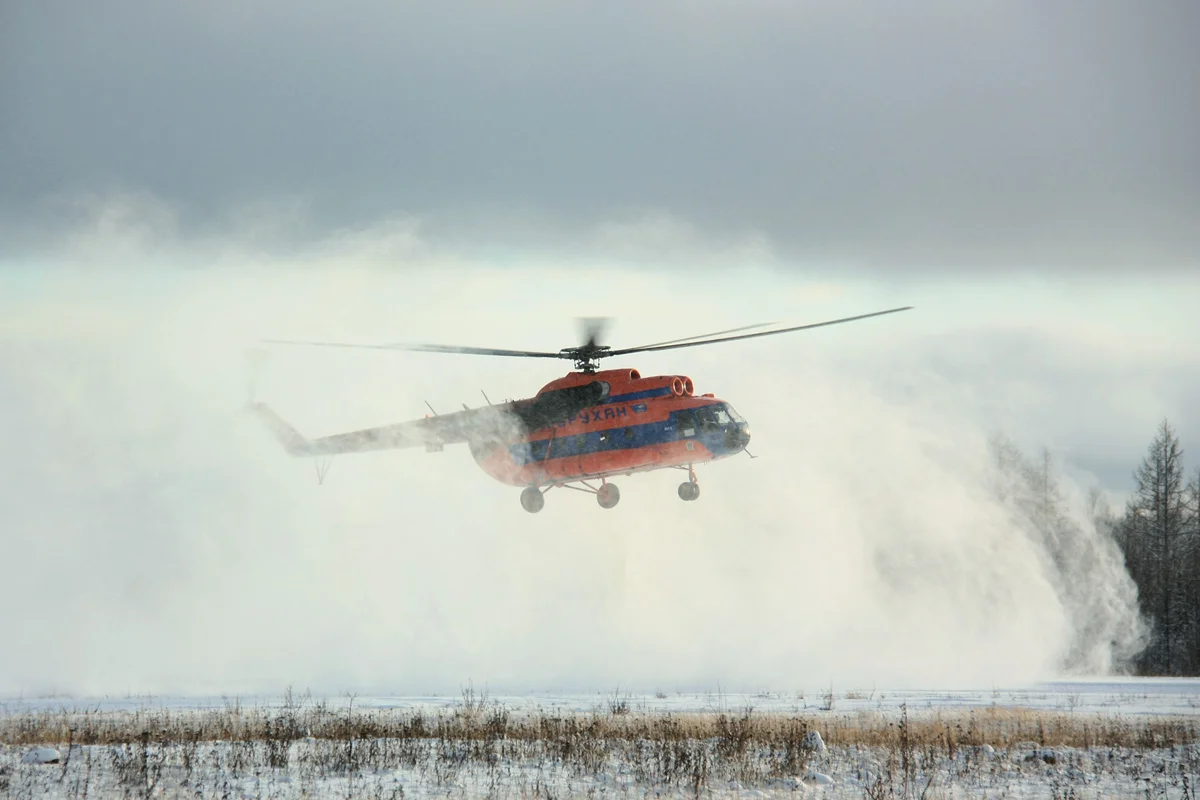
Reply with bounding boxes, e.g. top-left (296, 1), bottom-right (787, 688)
top-left (424, 400), bottom-right (439, 416)
top-left (481, 390), bottom-right (493, 405)
top-left (315, 456), bottom-right (333, 485)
